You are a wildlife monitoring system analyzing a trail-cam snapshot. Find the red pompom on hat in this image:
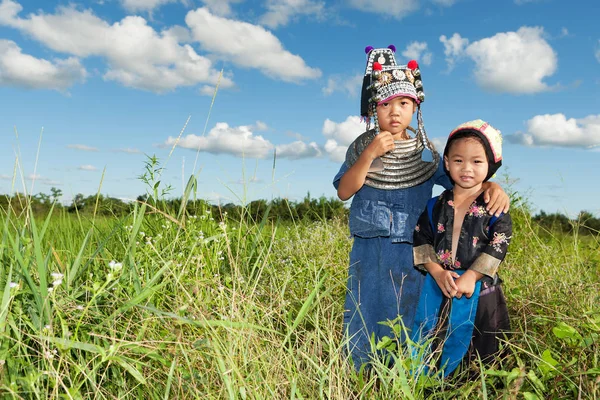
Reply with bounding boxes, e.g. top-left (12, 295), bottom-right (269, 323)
top-left (373, 62), bottom-right (383, 71)
top-left (407, 60), bottom-right (418, 70)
